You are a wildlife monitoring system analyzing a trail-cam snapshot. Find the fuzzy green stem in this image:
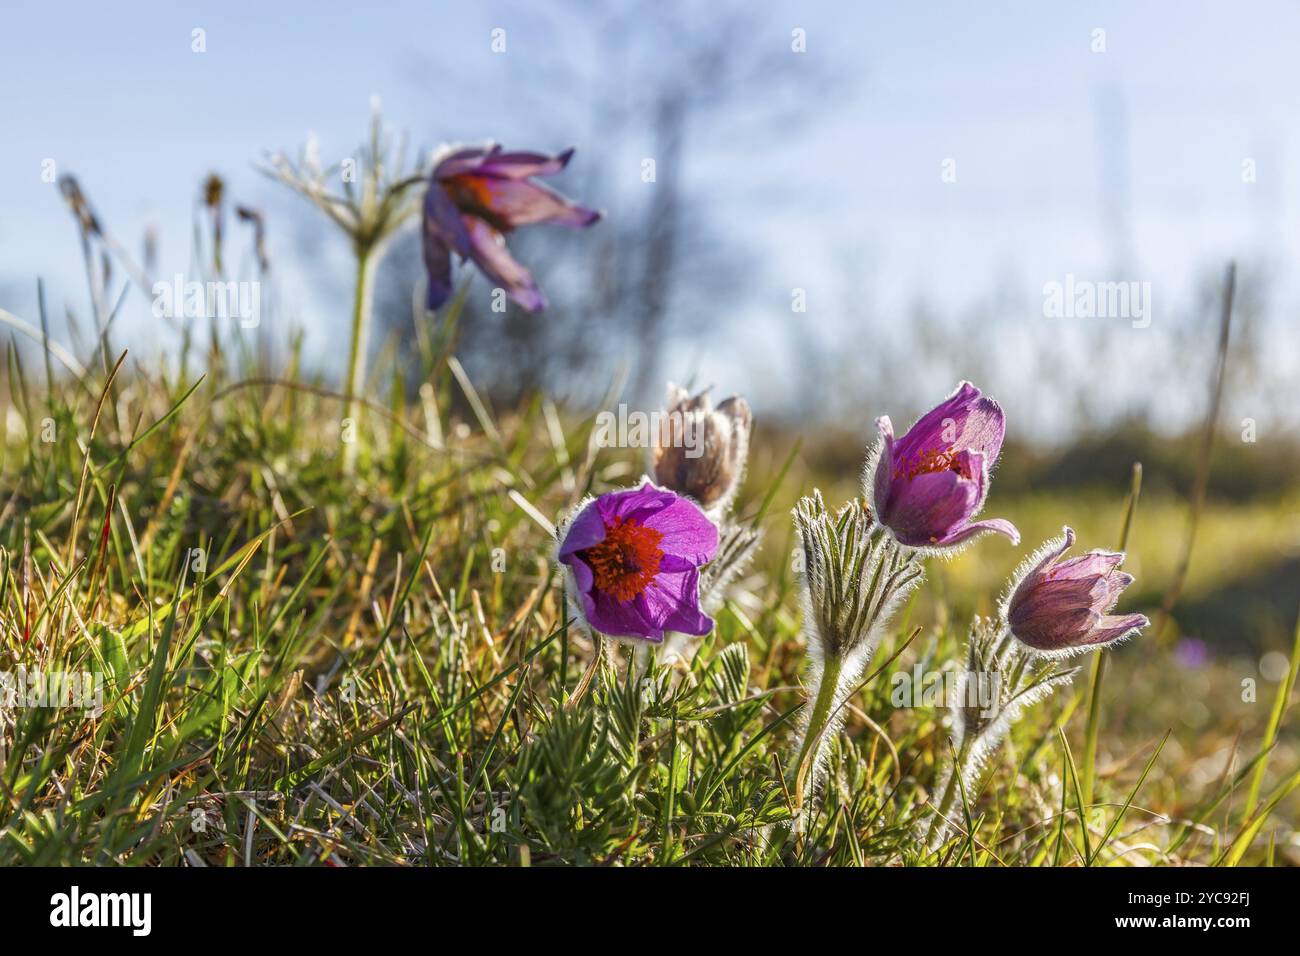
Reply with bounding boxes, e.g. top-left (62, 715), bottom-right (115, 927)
top-left (342, 244), bottom-right (376, 473)
top-left (792, 653), bottom-right (845, 810)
